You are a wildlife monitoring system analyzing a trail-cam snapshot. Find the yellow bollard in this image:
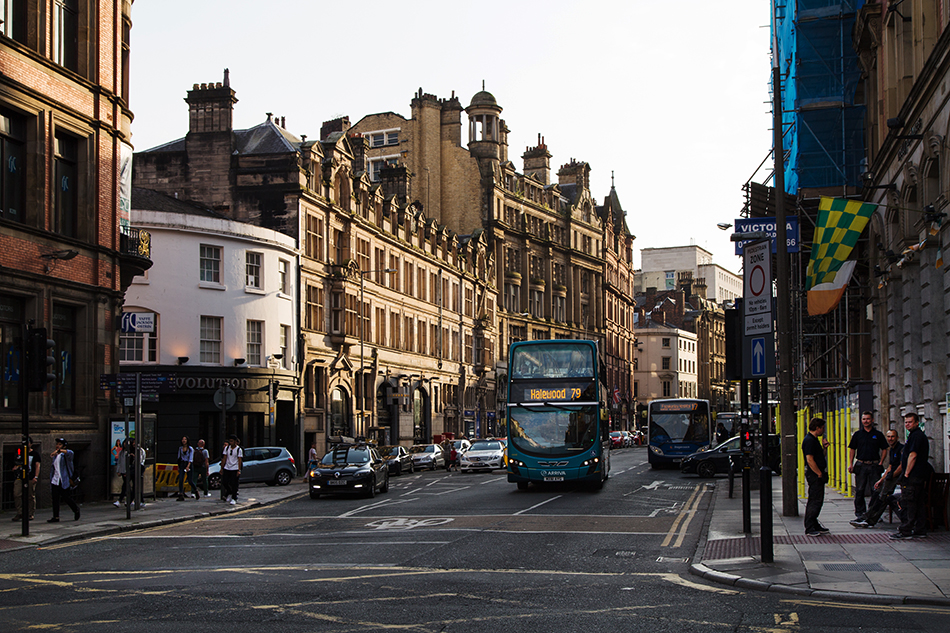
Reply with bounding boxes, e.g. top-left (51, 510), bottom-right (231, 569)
top-left (797, 407), bottom-right (806, 498)
top-left (844, 406), bottom-right (852, 498)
